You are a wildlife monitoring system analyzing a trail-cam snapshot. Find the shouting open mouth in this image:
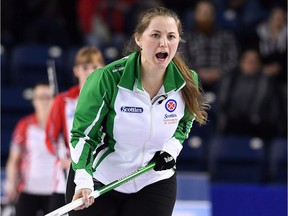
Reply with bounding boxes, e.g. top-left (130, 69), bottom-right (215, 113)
top-left (155, 52), bottom-right (168, 61)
